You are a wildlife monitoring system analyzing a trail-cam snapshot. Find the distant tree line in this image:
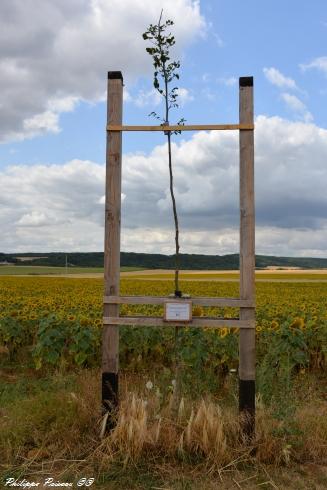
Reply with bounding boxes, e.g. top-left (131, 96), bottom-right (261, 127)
top-left (1, 252), bottom-right (327, 269)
